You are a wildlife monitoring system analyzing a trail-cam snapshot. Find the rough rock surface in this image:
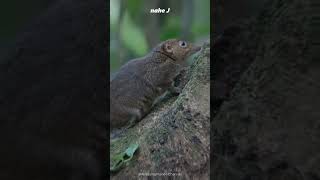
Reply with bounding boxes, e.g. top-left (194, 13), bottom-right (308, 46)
top-left (110, 42), bottom-right (210, 179)
top-left (212, 0), bottom-right (320, 179)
